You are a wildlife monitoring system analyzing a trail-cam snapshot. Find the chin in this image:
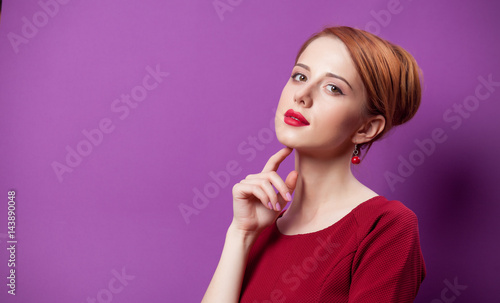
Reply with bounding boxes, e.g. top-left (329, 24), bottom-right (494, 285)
top-left (276, 130), bottom-right (306, 149)
top-left (276, 129), bottom-right (343, 157)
